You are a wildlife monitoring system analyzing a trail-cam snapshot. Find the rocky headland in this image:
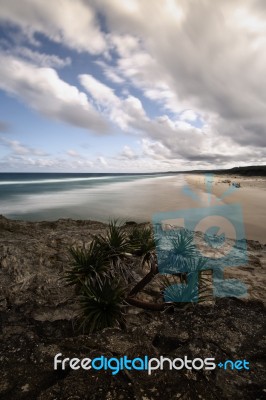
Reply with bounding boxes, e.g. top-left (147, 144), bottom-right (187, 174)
top-left (0, 216), bottom-right (265, 399)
